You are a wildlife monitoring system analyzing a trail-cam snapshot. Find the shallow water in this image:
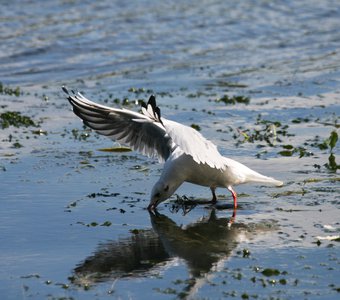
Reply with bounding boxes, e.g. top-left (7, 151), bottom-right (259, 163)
top-left (1, 0), bottom-right (340, 299)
